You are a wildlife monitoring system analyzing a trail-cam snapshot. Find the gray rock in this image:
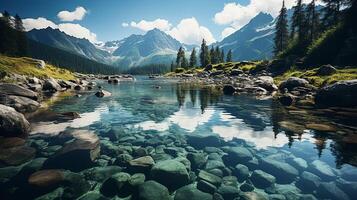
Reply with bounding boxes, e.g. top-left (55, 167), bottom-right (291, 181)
top-left (81, 166), bottom-right (122, 182)
top-left (0, 83), bottom-right (39, 100)
top-left (129, 173), bottom-right (146, 187)
top-left (316, 64), bottom-right (337, 76)
top-left (240, 182), bottom-right (254, 192)
top-left (198, 170), bottom-right (222, 187)
top-left (28, 170), bottom-right (90, 199)
top-left (175, 184), bottom-right (213, 200)
top-left (43, 78), bottom-right (62, 92)
top-left (222, 146), bottom-right (253, 166)
top-left (296, 171), bottom-right (321, 192)
top-left (187, 152), bottom-right (208, 170)
top-left (205, 160), bottom-right (226, 170)
top-left (187, 135), bottom-right (223, 149)
top-left (217, 185), bottom-right (240, 200)
top-left (151, 159), bottom-right (189, 190)
top-left (256, 76), bottom-right (278, 92)
top-left (100, 172), bottom-right (131, 197)
top-left (260, 158), bottom-right (298, 184)
top-left (317, 182), bottom-right (350, 200)
top-left (250, 170), bottom-right (276, 189)
top-left (197, 180), bottom-right (217, 194)
top-left (233, 164), bottom-right (250, 182)
top-left (0, 95), bottom-right (40, 113)
top-left (77, 192), bottom-right (109, 200)
top-left (279, 77), bottom-right (309, 91)
top-left (309, 160), bottom-right (335, 181)
top-left (95, 90), bottom-right (111, 98)
top-left (136, 180), bottom-right (170, 200)
top-left (43, 130), bottom-right (100, 172)
top-left (0, 104), bottom-right (31, 137)
top-left (35, 59), bottom-right (46, 69)
top-left (223, 85), bottom-right (236, 95)
top-left (240, 191), bottom-right (269, 200)
top-left (315, 80), bottom-right (357, 107)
